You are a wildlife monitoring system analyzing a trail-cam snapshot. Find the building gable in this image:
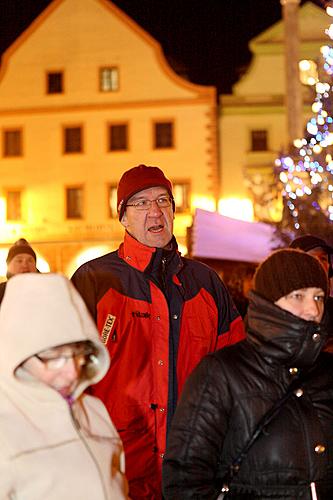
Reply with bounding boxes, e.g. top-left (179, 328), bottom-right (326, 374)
top-left (250, 2), bottom-right (328, 52)
top-left (0, 0), bottom-right (214, 110)
top-left (232, 1), bottom-right (327, 97)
